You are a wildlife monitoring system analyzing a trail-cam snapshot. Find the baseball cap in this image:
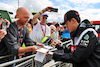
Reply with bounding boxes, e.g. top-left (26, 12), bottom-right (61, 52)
top-left (32, 12), bottom-right (48, 17)
top-left (61, 10), bottom-right (79, 25)
top-left (40, 13), bottom-right (48, 17)
top-left (42, 37), bottom-right (52, 45)
top-left (32, 12), bottom-right (38, 15)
